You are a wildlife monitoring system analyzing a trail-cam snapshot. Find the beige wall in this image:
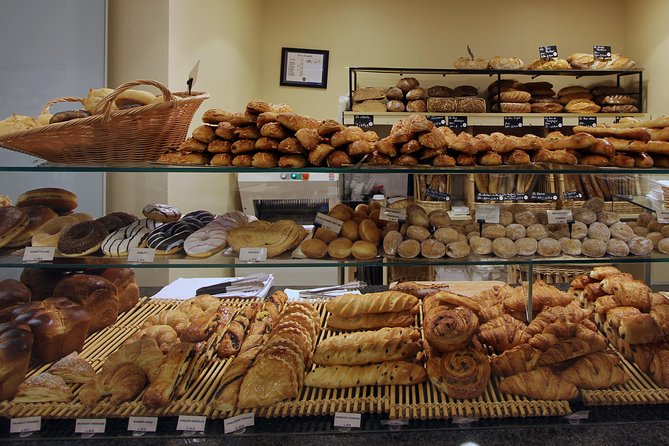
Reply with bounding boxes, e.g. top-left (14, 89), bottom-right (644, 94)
top-left (260, 0), bottom-right (626, 119)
